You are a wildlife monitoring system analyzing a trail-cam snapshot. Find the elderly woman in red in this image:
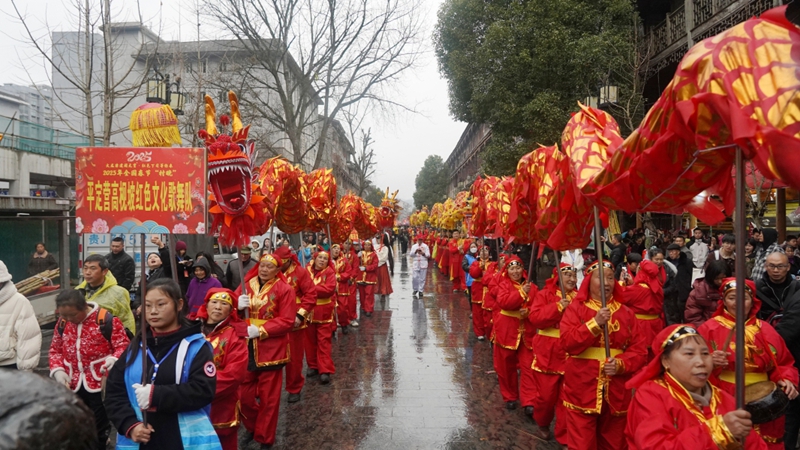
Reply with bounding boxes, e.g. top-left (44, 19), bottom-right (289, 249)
top-left (626, 324), bottom-right (767, 450)
top-left (356, 240), bottom-right (379, 318)
top-left (620, 258), bottom-right (666, 361)
top-left (528, 263), bottom-right (578, 443)
top-left (306, 249), bottom-right (338, 384)
top-left (193, 288), bottom-right (248, 450)
top-left (698, 278), bottom-right (799, 449)
top-left (560, 259), bottom-right (647, 450)
top-left (493, 255), bottom-right (538, 410)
